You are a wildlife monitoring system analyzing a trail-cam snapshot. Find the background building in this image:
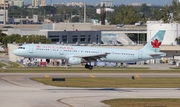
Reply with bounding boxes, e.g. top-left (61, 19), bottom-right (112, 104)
top-left (101, 34), bottom-right (117, 45)
top-left (48, 31), bottom-right (101, 44)
top-left (7, 22), bottom-right (101, 45)
top-left (101, 0), bottom-right (113, 7)
top-left (32, 0), bottom-right (38, 7)
top-left (11, 0), bottom-right (24, 7)
top-left (128, 3), bottom-right (152, 6)
top-left (32, 0), bottom-right (46, 7)
top-left (0, 10), bottom-right (8, 24)
top-left (0, 0), bottom-right (9, 8)
top-left (7, 29), bottom-right (101, 45)
top-left (42, 23), bottom-right (92, 31)
top-left (147, 21), bottom-right (180, 45)
top-left (96, 8), bottom-right (114, 14)
top-left (67, 2), bottom-right (84, 7)
top-left (40, 0), bottom-right (46, 6)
